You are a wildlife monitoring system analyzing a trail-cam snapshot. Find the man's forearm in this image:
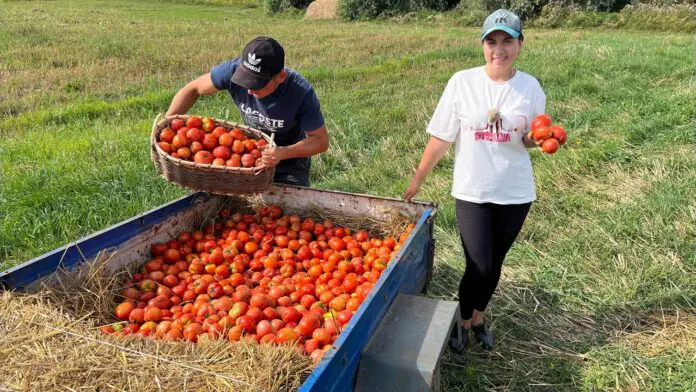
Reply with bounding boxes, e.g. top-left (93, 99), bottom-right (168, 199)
top-left (279, 135), bottom-right (328, 160)
top-left (166, 88), bottom-right (200, 116)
